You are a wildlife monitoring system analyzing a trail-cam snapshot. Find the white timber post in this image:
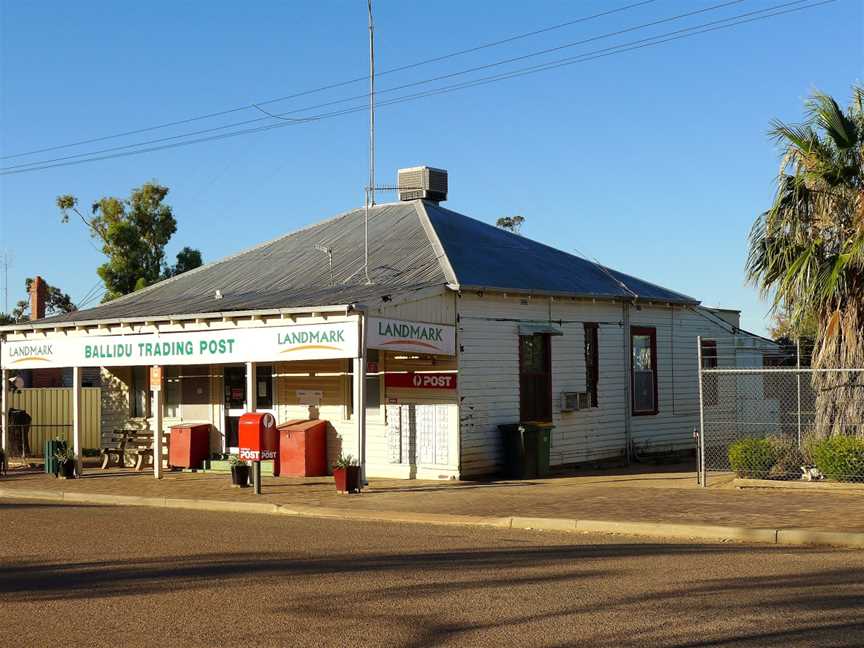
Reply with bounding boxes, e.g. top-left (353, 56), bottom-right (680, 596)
top-left (353, 315), bottom-right (367, 484)
top-left (72, 366), bottom-right (83, 476)
top-left (1, 367), bottom-right (9, 456)
top-left (246, 361), bottom-right (259, 493)
top-left (152, 366), bottom-right (163, 479)
top-left (246, 362), bottom-right (257, 414)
